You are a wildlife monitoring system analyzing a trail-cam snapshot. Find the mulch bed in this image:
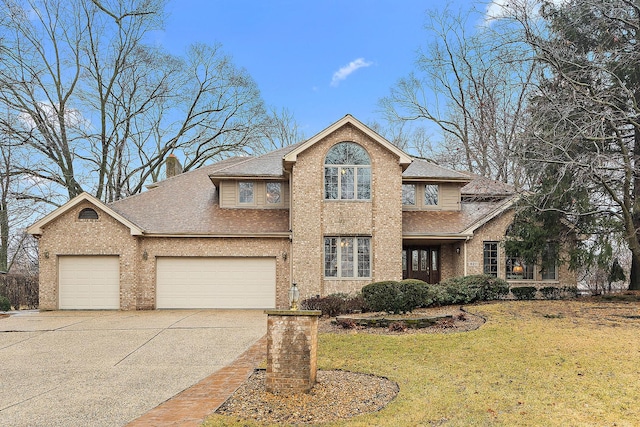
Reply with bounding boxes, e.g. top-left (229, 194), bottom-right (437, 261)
top-left (214, 306), bottom-right (484, 425)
